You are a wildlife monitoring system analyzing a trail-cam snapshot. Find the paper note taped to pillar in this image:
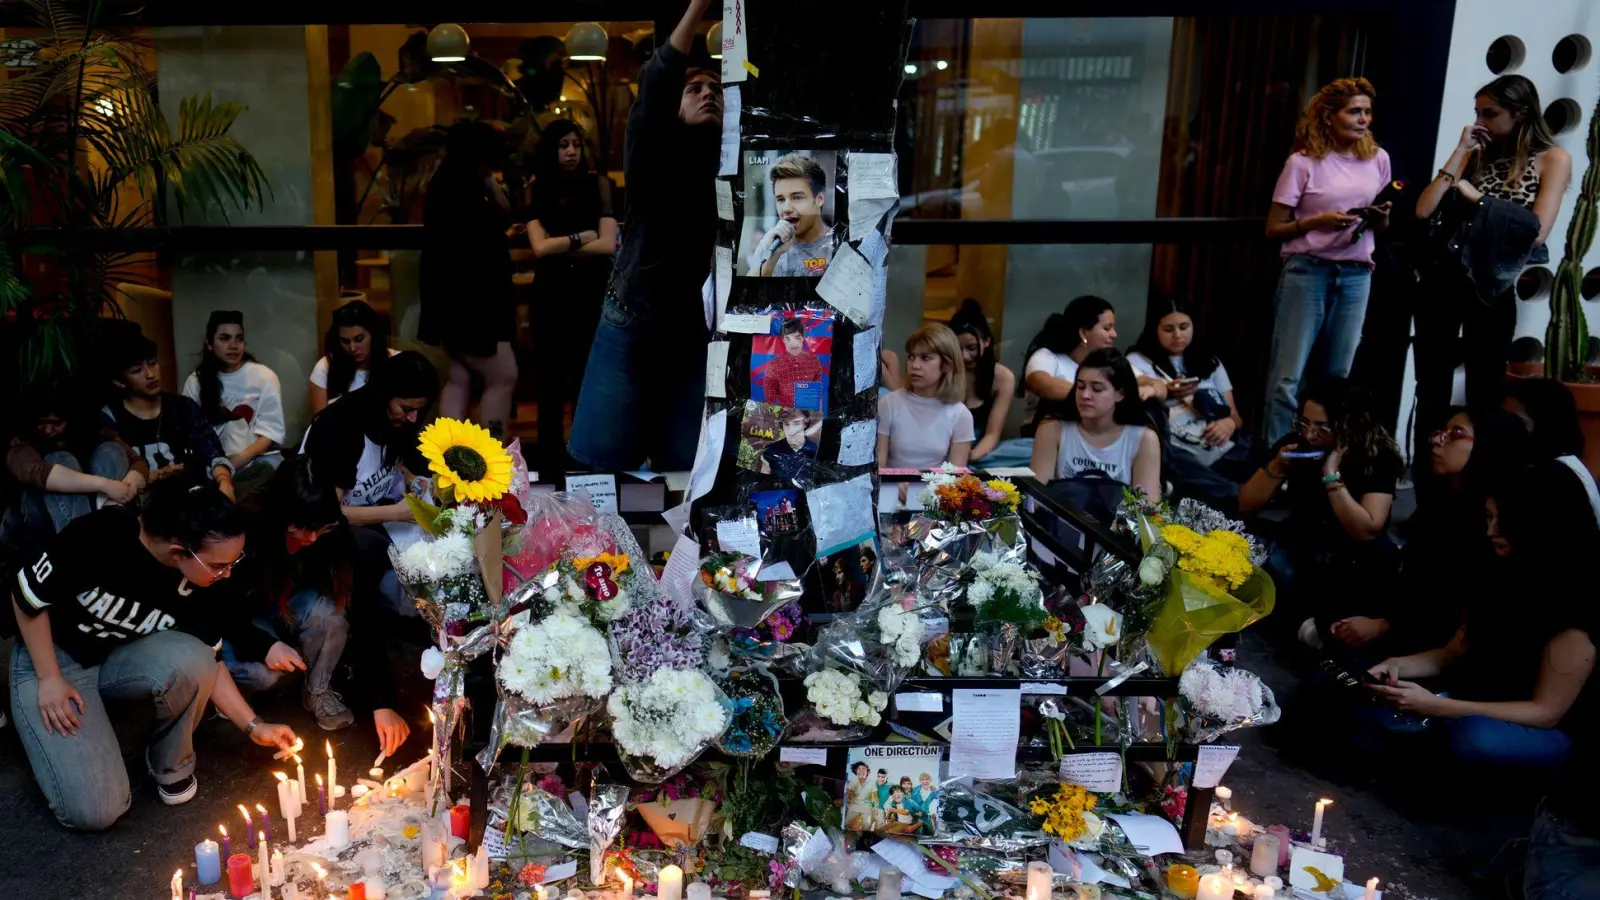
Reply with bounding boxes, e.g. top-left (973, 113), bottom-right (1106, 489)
top-left (817, 241), bottom-right (874, 327)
